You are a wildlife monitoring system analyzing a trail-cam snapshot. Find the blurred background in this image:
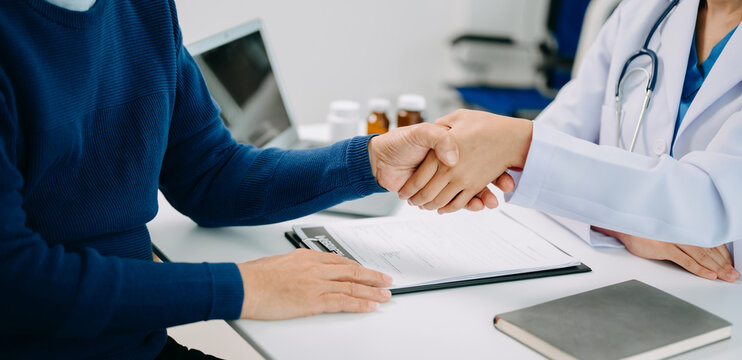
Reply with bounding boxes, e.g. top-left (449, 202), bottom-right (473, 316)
top-left (175, 0), bottom-right (598, 125)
